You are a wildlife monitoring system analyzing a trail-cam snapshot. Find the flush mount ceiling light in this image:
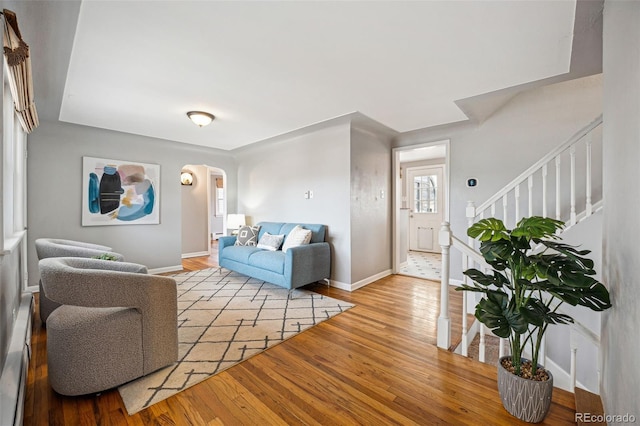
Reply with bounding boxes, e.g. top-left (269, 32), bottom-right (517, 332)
top-left (186, 111), bottom-right (215, 127)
